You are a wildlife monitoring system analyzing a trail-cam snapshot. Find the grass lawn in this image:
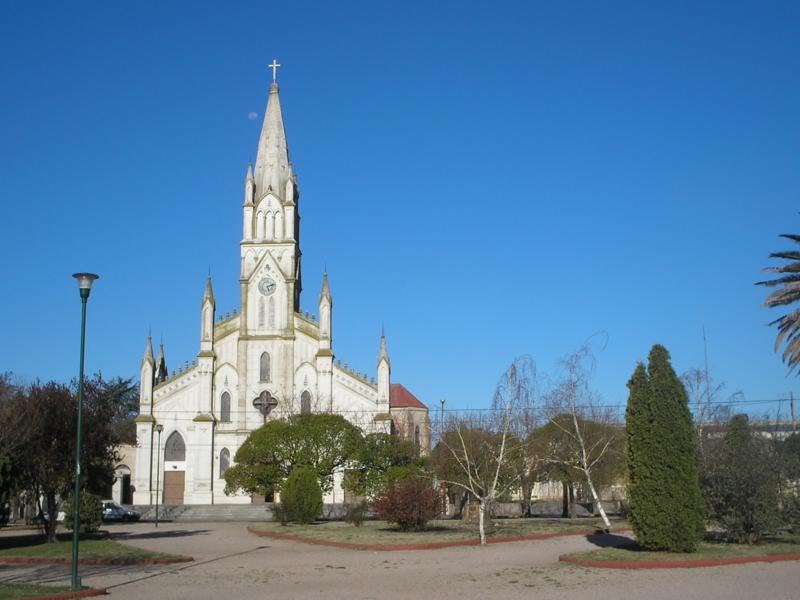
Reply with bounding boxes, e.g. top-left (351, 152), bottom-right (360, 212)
top-left (0, 582), bottom-right (73, 599)
top-left (567, 532), bottom-right (800, 562)
top-left (0, 536), bottom-right (183, 562)
top-left (253, 517), bottom-right (625, 545)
